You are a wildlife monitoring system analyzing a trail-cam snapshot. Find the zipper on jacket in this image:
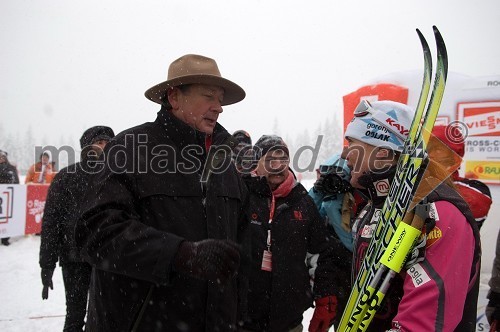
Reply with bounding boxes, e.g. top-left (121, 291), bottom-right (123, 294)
top-left (130, 285), bottom-right (154, 332)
